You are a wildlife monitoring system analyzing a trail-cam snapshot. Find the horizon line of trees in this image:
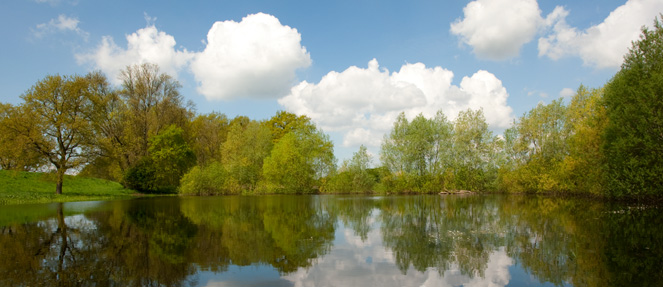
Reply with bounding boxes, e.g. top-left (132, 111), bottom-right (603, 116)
top-left (1, 16), bottom-right (661, 199)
